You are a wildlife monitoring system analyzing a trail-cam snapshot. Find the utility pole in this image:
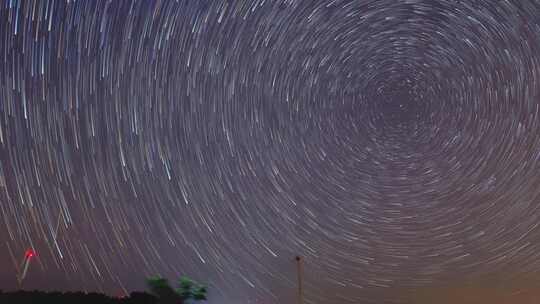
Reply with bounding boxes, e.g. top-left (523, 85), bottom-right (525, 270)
top-left (295, 256), bottom-right (304, 304)
top-left (17, 249), bottom-right (35, 284)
